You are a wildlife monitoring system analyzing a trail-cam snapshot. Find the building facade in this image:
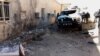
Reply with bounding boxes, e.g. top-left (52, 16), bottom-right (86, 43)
top-left (0, 0), bottom-right (61, 41)
top-left (35, 0), bottom-right (61, 25)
